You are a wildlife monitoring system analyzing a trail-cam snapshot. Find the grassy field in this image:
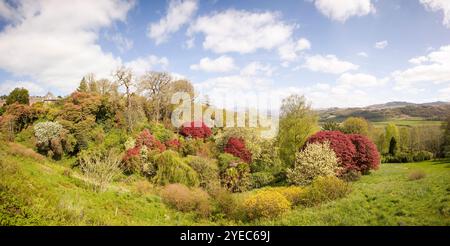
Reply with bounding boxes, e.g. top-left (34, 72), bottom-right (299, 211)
top-left (372, 118), bottom-right (443, 127)
top-left (1, 142), bottom-right (449, 226)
